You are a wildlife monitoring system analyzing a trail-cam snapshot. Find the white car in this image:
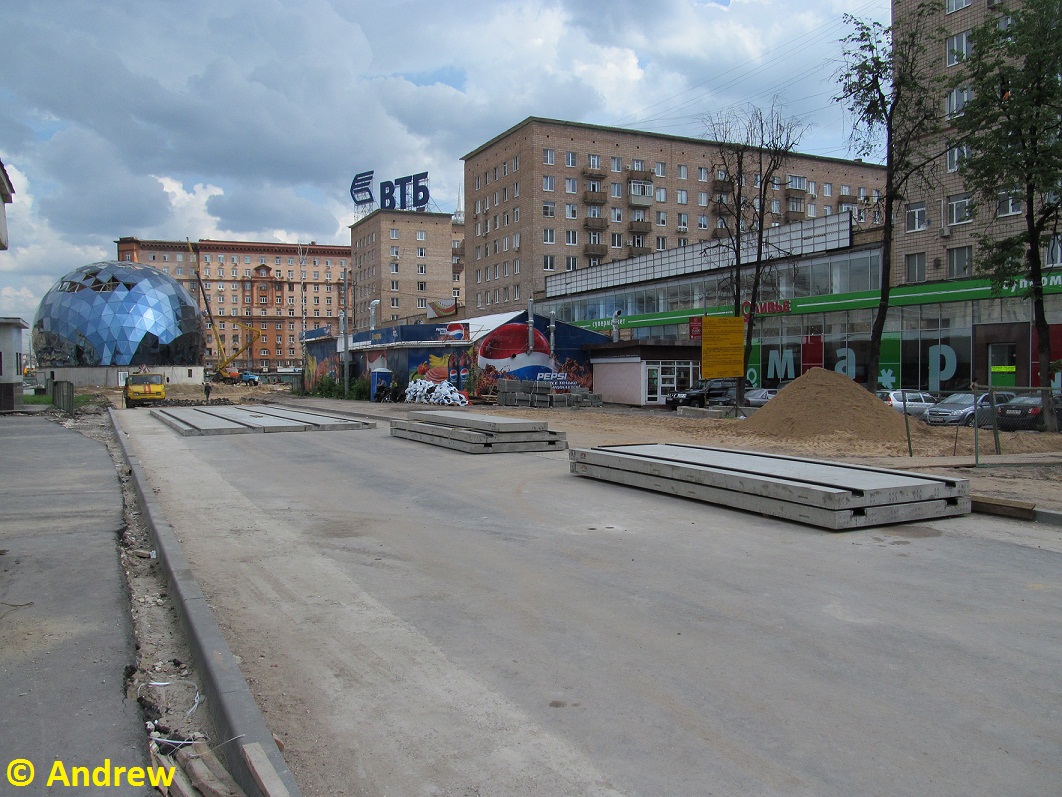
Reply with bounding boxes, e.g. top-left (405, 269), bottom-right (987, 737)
top-left (876, 389), bottom-right (937, 418)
